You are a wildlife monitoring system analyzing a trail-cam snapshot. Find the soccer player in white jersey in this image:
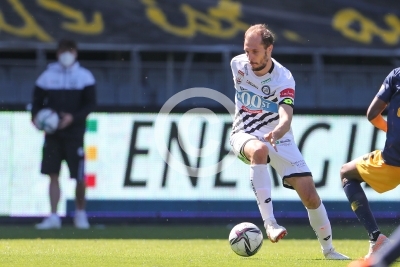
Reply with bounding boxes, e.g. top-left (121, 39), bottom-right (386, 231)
top-left (229, 24), bottom-right (349, 260)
